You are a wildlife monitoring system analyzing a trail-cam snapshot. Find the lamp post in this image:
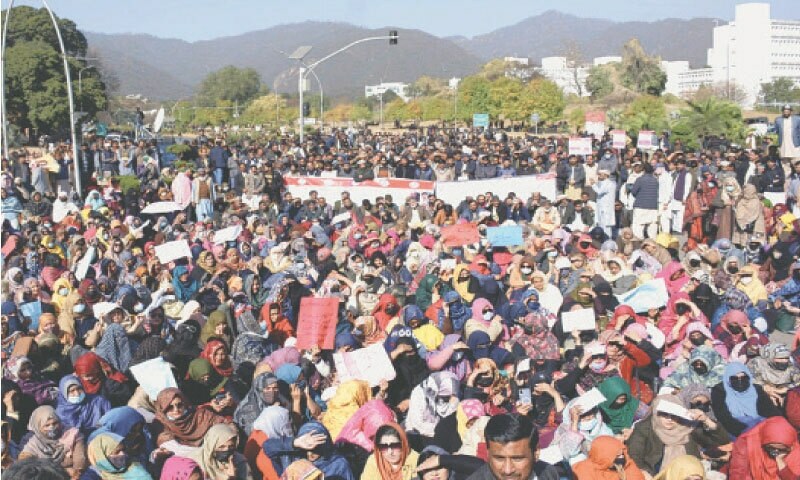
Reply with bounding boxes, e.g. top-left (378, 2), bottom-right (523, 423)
top-left (292, 30), bottom-right (398, 143)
